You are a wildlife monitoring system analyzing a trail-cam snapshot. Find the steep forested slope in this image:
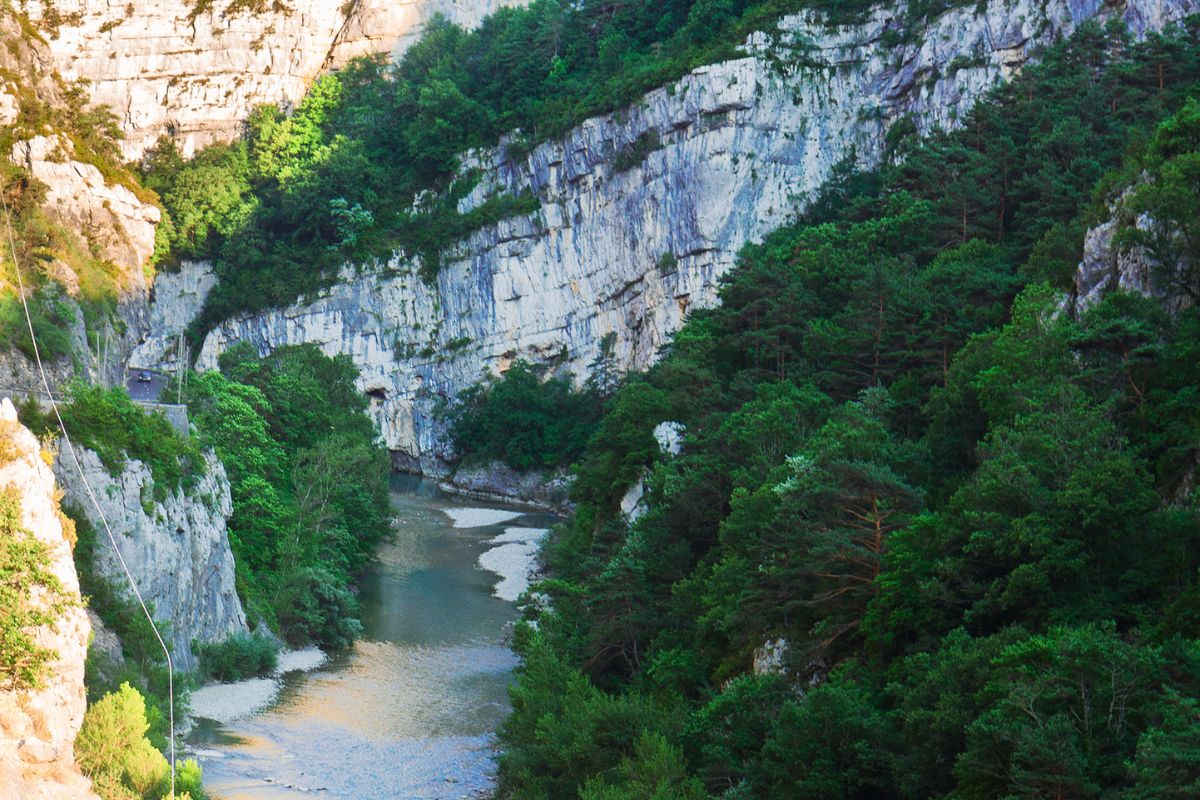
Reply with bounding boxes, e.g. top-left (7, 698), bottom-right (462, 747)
top-left (479, 19), bottom-right (1200, 798)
